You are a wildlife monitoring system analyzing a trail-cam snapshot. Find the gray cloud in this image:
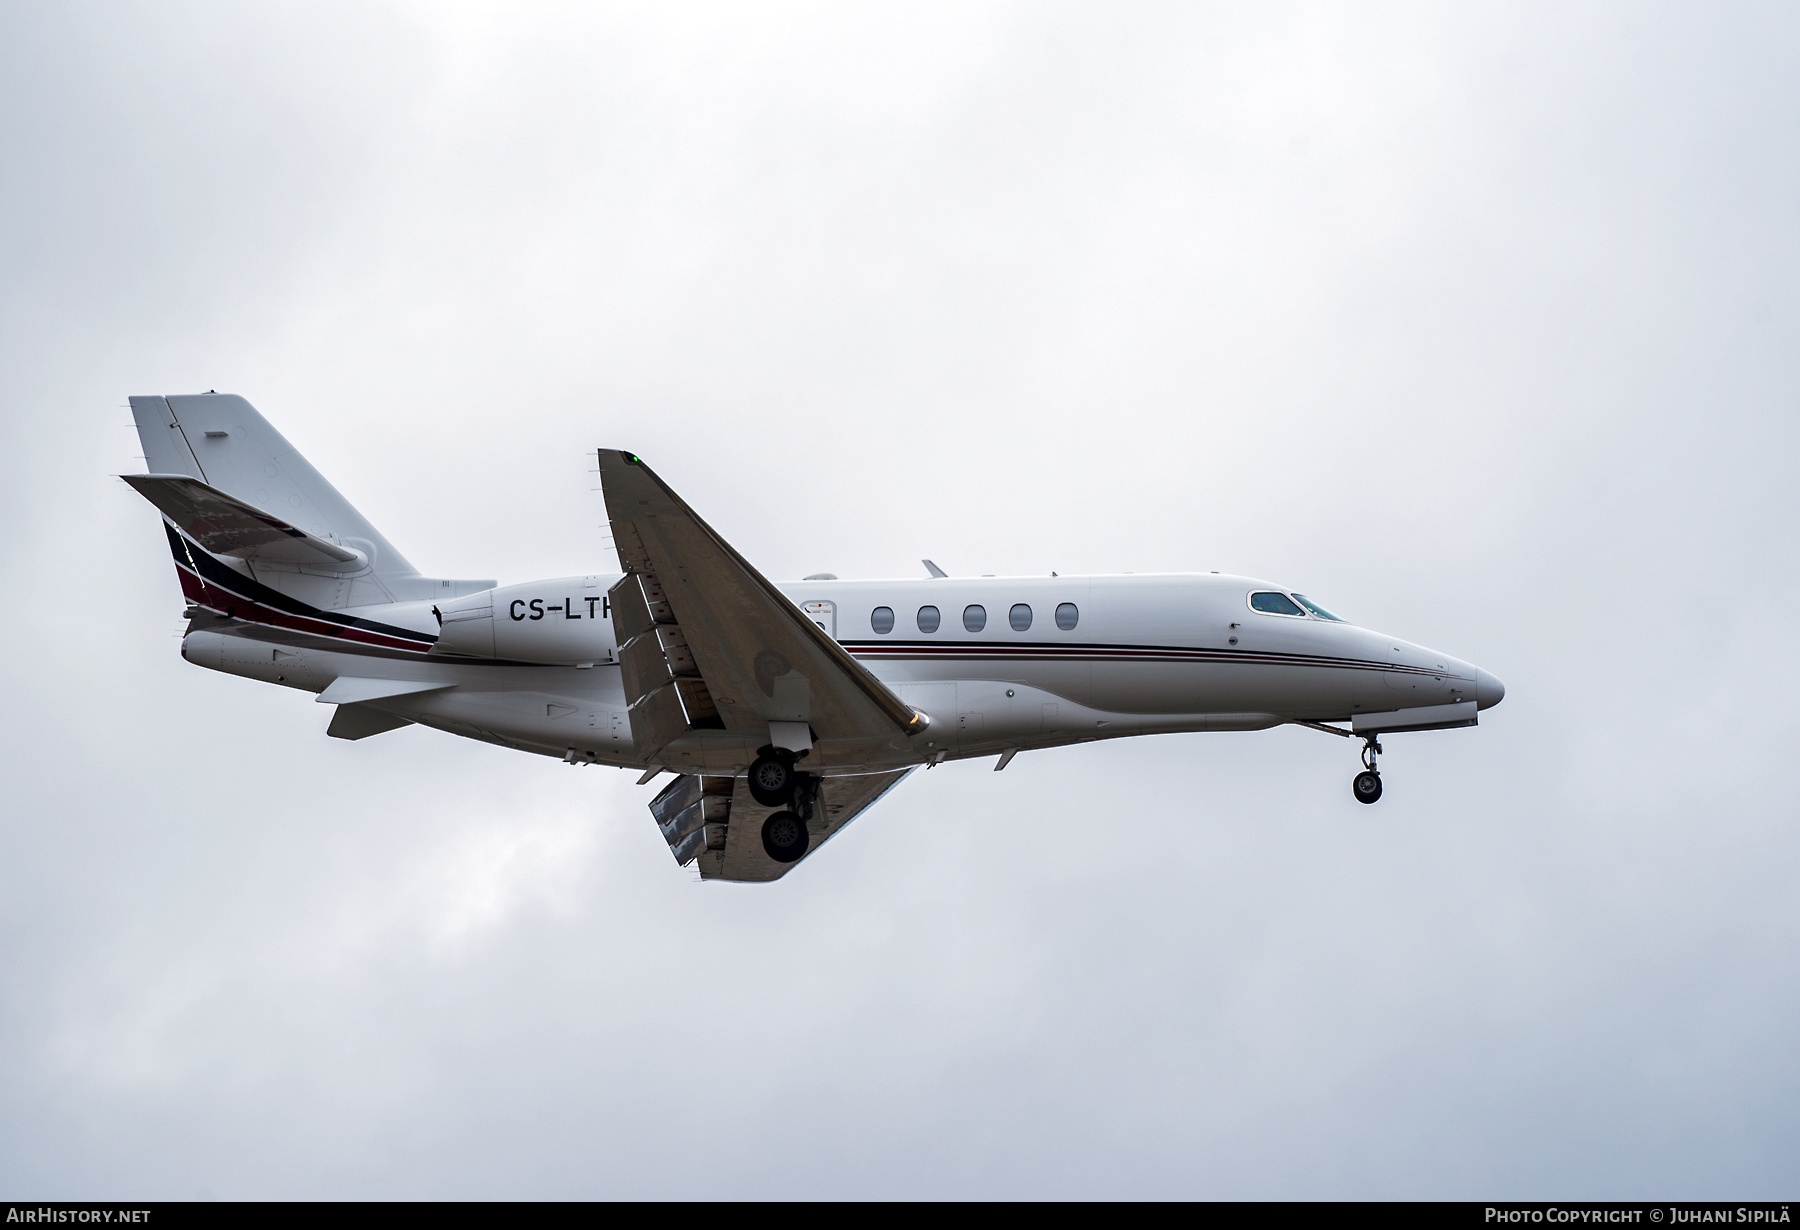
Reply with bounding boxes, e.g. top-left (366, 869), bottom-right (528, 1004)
top-left (1, 0), bottom-right (1795, 1198)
